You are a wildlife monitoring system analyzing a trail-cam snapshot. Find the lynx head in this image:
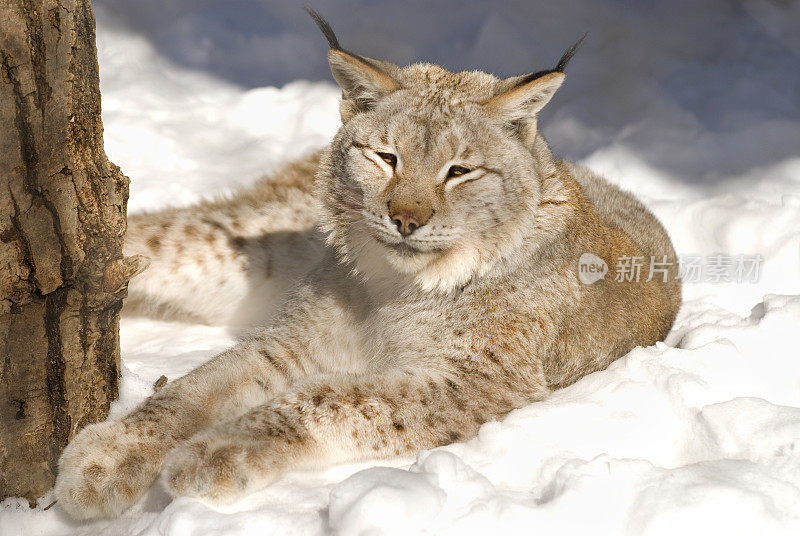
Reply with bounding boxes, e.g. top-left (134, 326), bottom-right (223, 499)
top-left (310, 10), bottom-right (583, 292)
